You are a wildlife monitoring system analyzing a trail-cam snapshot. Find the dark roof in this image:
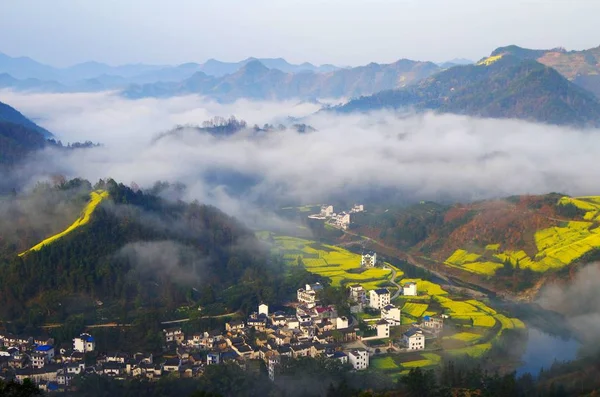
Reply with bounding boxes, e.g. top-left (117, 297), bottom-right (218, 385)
top-left (374, 288), bottom-right (389, 295)
top-left (103, 362), bottom-right (124, 370)
top-left (377, 319), bottom-right (389, 325)
top-left (423, 315), bottom-right (431, 321)
top-left (403, 328), bottom-right (423, 337)
top-left (383, 304), bottom-right (395, 311)
top-left (164, 358), bottom-right (180, 366)
top-left (237, 344), bottom-right (252, 353)
top-left (278, 345), bottom-right (292, 353)
top-left (332, 351), bottom-right (347, 358)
